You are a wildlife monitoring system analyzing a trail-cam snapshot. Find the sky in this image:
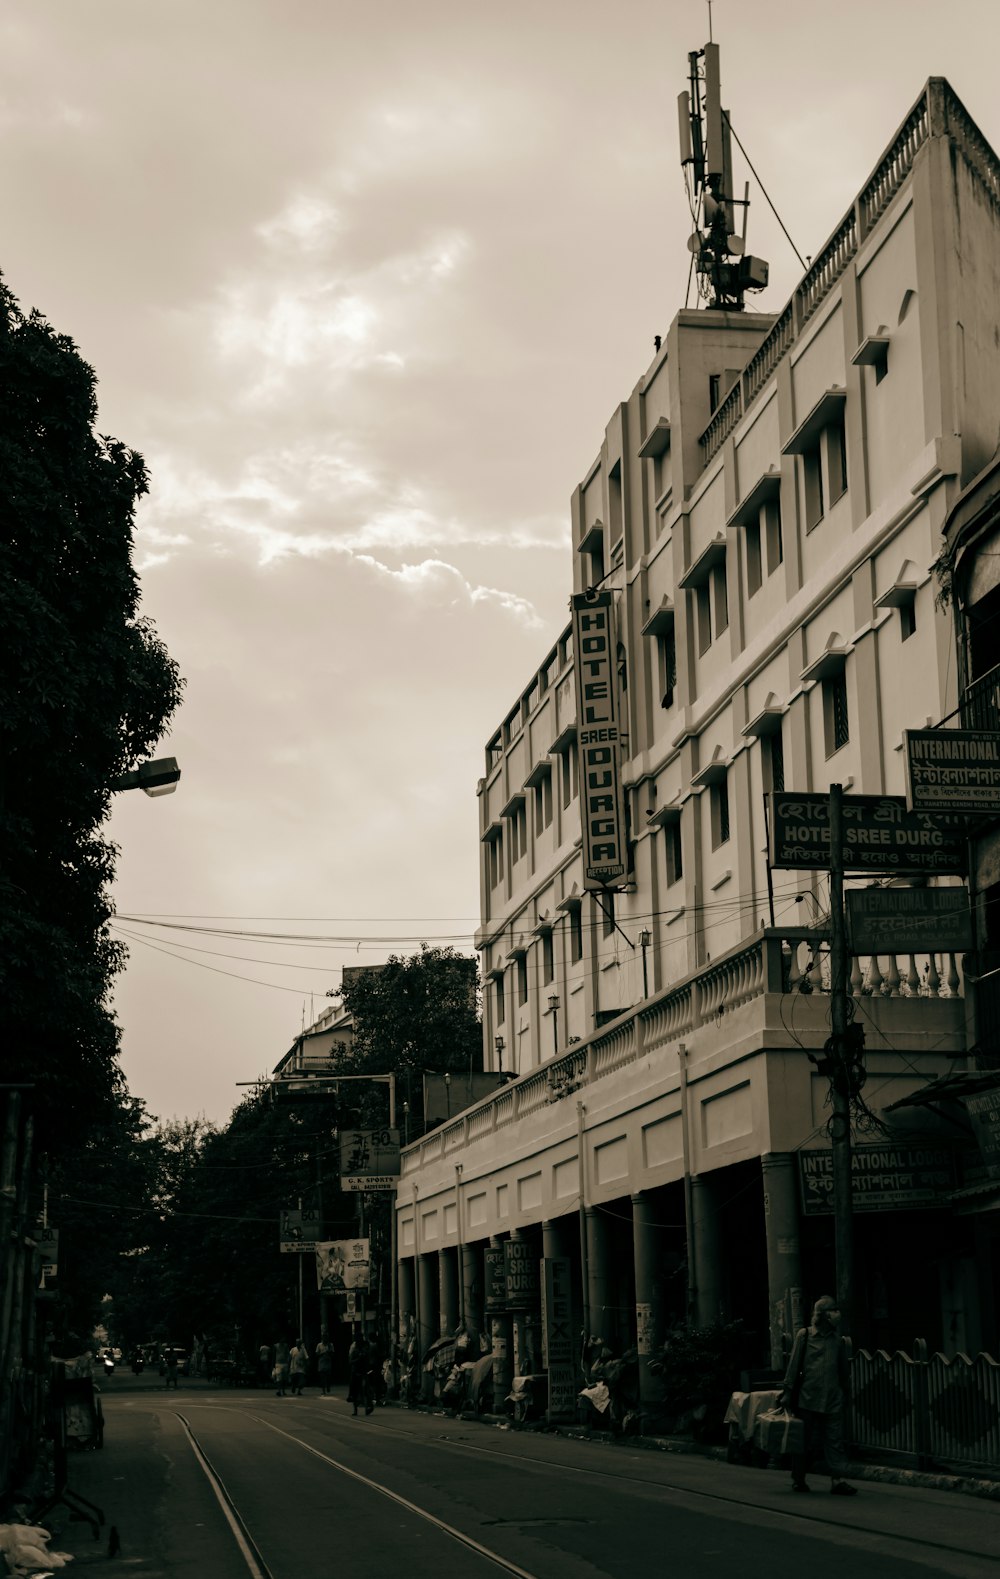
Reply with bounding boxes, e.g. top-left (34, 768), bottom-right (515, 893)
top-left (3, 0), bottom-right (999, 1129)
